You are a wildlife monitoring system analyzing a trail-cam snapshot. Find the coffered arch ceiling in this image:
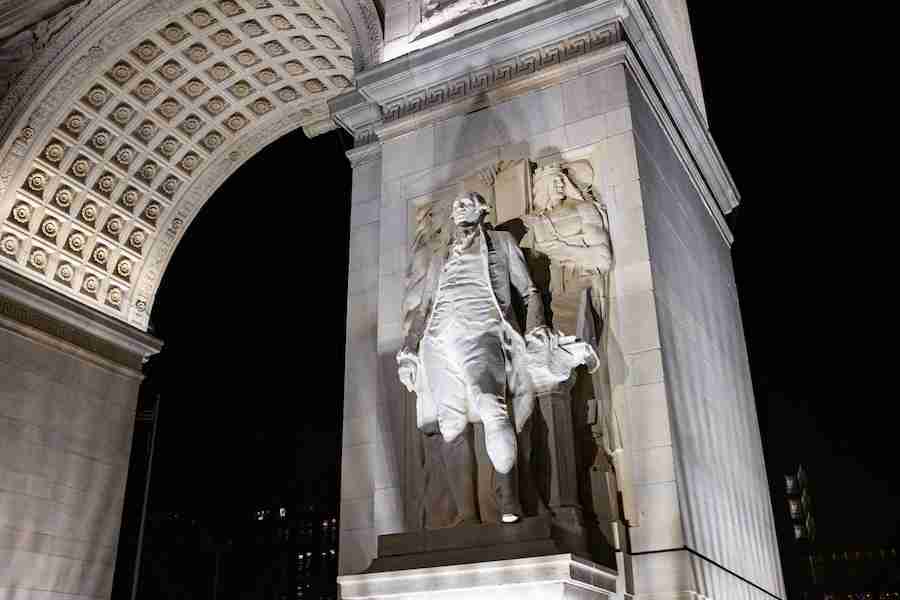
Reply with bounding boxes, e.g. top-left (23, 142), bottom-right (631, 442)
top-left (0, 0), bottom-right (382, 330)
